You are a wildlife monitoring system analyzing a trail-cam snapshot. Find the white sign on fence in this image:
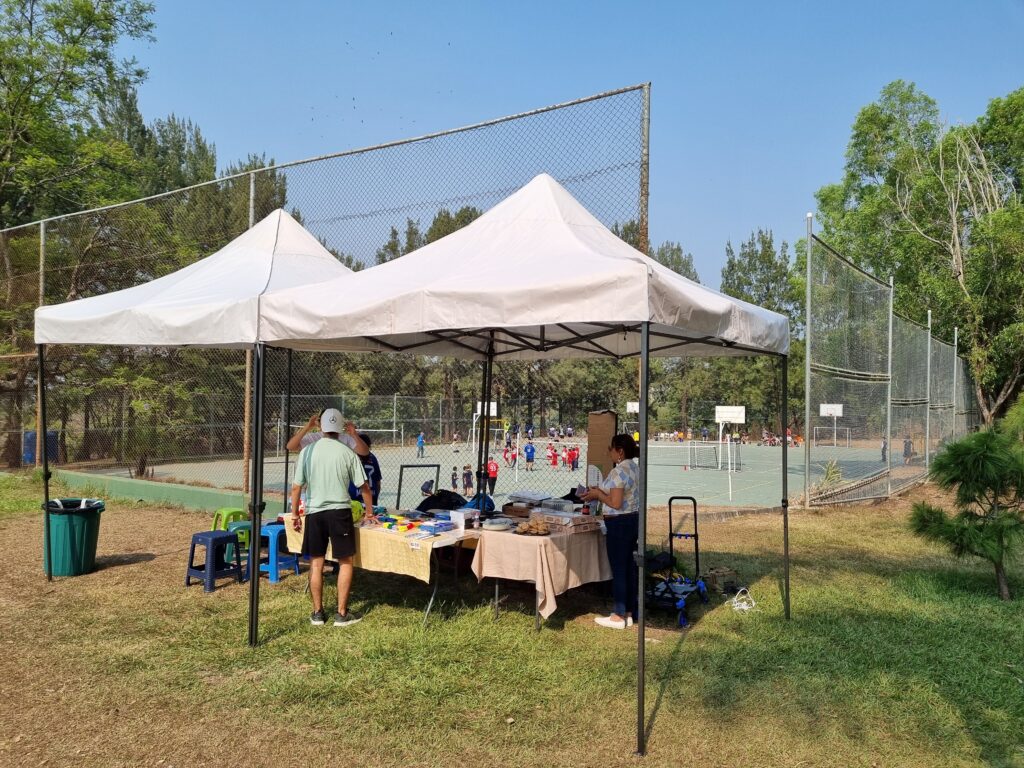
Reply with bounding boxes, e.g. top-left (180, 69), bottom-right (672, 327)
top-left (475, 401), bottom-right (498, 417)
top-left (819, 403), bottom-right (844, 417)
top-left (715, 405), bottom-right (746, 424)
top-left (626, 401), bottom-right (640, 414)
